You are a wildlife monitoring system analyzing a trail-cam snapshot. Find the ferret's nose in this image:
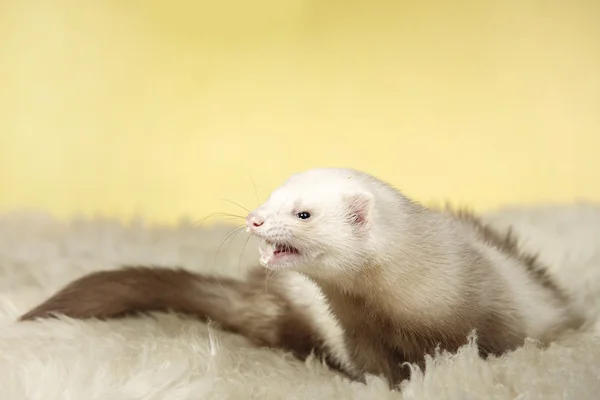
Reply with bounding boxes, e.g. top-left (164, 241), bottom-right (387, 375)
top-left (246, 212), bottom-right (264, 229)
